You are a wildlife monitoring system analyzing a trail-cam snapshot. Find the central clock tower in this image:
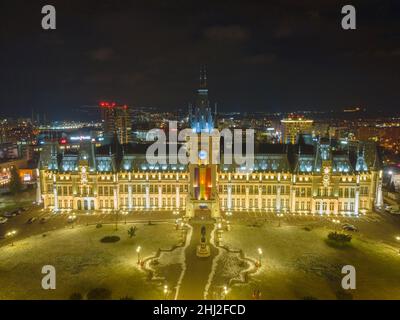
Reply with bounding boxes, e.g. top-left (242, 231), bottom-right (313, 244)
top-left (185, 66), bottom-right (220, 218)
top-left (186, 134), bottom-right (220, 218)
